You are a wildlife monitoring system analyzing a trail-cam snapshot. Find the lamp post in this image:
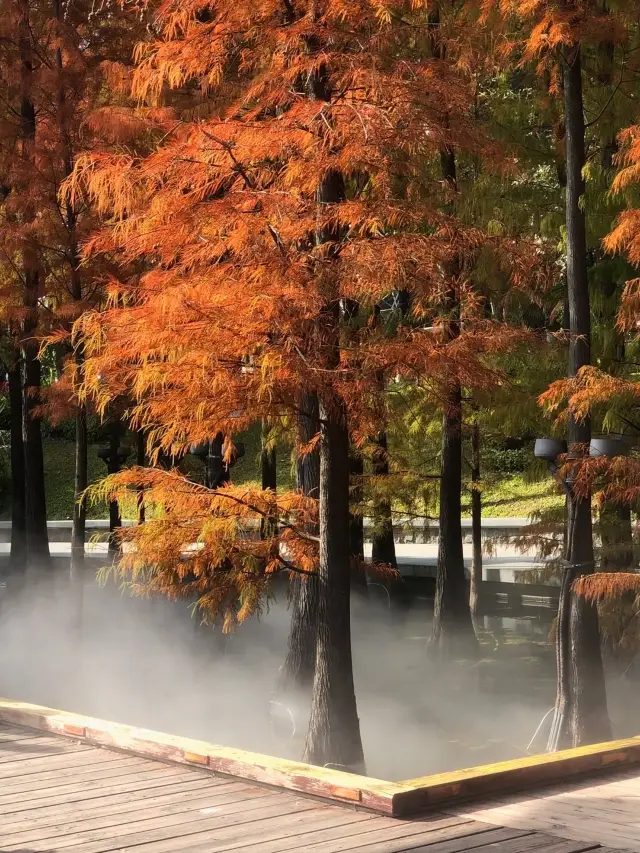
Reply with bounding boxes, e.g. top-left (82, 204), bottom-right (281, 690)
top-left (534, 435), bottom-right (628, 751)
